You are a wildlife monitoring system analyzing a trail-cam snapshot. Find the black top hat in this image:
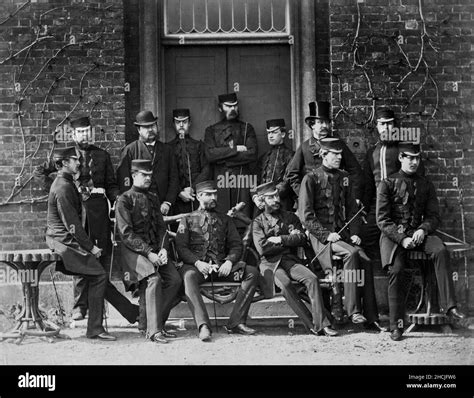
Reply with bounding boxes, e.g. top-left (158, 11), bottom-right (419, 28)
top-left (70, 116), bottom-right (91, 129)
top-left (195, 180), bottom-right (218, 194)
top-left (398, 142), bottom-right (421, 156)
top-left (305, 101), bottom-right (331, 124)
top-left (172, 108), bottom-right (191, 121)
top-left (218, 93), bottom-right (238, 105)
top-left (53, 146), bottom-right (79, 161)
top-left (131, 159), bottom-right (153, 174)
top-left (320, 138), bottom-right (343, 153)
top-left (134, 110), bottom-right (158, 126)
top-left (375, 107), bottom-right (395, 122)
top-left (266, 119), bottom-right (285, 132)
top-left (255, 182), bottom-right (279, 197)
